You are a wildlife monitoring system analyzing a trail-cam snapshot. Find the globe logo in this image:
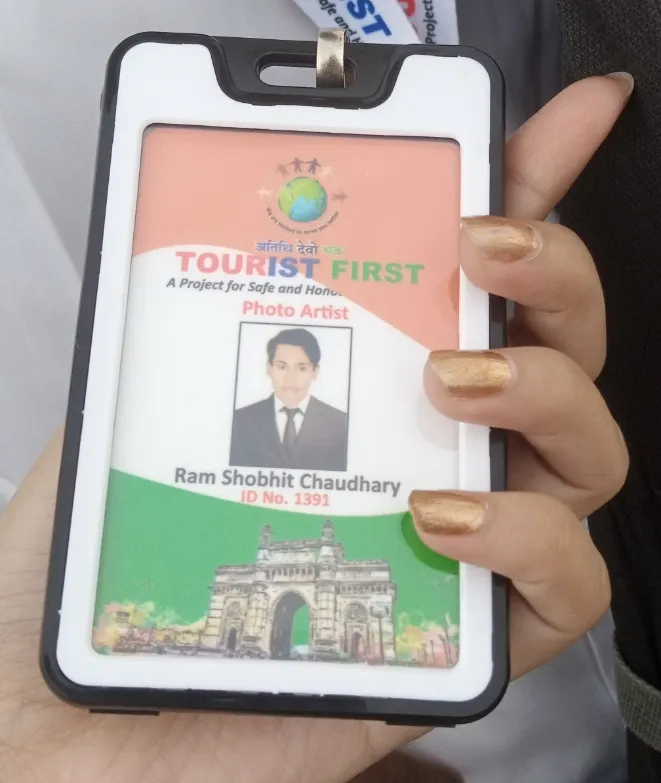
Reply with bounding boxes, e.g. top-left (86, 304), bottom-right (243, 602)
top-left (278, 177), bottom-right (328, 223)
